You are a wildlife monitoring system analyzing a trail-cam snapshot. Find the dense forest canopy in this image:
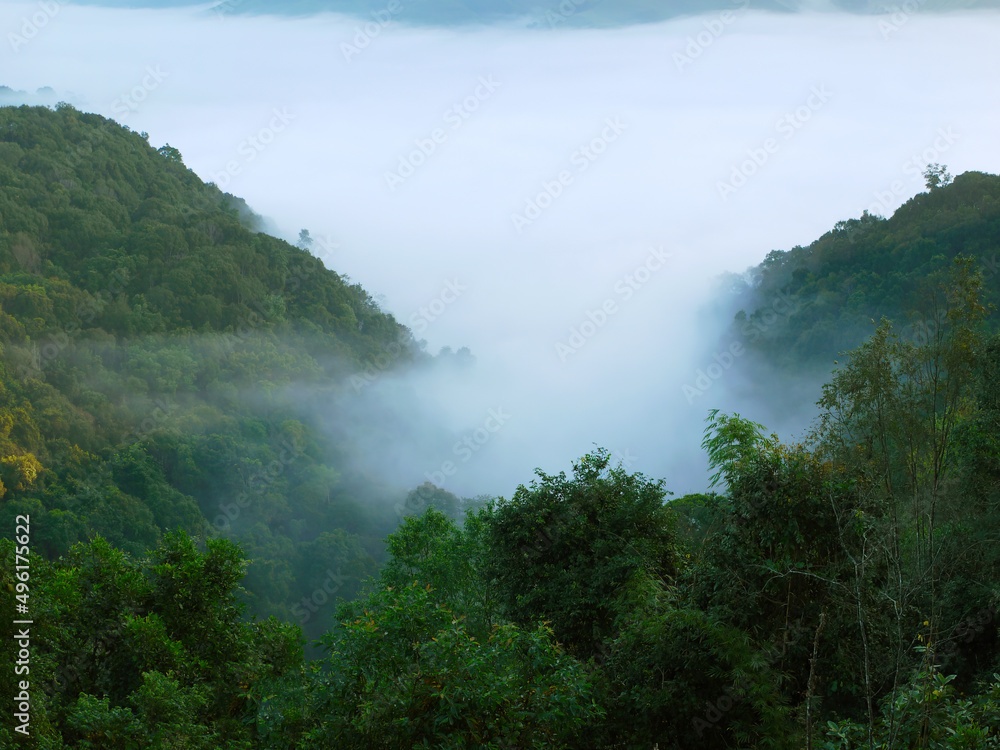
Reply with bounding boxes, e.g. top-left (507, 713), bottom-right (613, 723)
top-left (721, 169), bottom-right (1000, 369)
top-left (0, 103), bottom-right (470, 643)
top-left (2, 103), bottom-right (1000, 748)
